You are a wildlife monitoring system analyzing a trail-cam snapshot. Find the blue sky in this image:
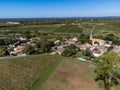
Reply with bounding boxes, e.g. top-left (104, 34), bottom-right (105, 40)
top-left (0, 0), bottom-right (120, 18)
